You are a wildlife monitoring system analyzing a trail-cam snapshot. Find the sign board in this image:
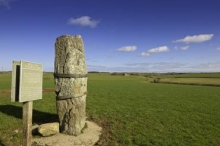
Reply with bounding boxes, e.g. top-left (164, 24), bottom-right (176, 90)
top-left (11, 60), bottom-right (43, 102)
